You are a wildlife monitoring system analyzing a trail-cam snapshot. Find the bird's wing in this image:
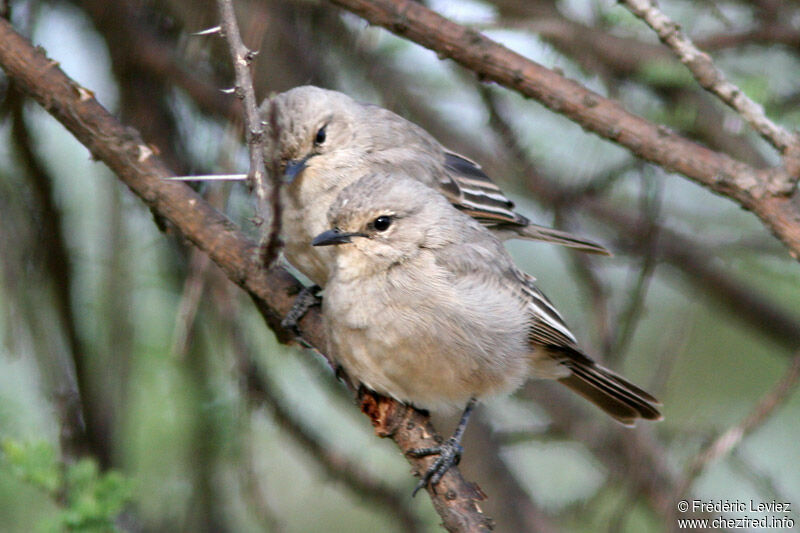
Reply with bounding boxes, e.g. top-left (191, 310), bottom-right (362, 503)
top-left (514, 270), bottom-right (662, 424)
top-left (439, 151), bottom-right (524, 225)
top-left (513, 270), bottom-right (579, 348)
top-left (440, 151), bottom-right (611, 255)
top-left (428, 217), bottom-right (521, 279)
top-left (430, 223), bottom-right (576, 351)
